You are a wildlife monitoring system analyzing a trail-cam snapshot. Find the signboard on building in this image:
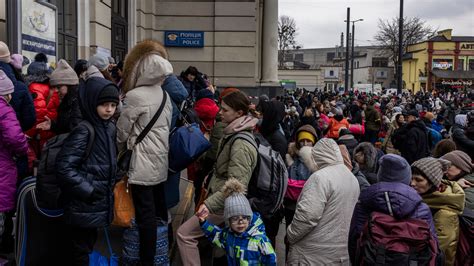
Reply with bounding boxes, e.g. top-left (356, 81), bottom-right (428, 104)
top-left (432, 59), bottom-right (453, 70)
top-left (21, 0), bottom-right (56, 65)
top-left (164, 31), bottom-right (204, 47)
top-left (460, 43), bottom-right (474, 50)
